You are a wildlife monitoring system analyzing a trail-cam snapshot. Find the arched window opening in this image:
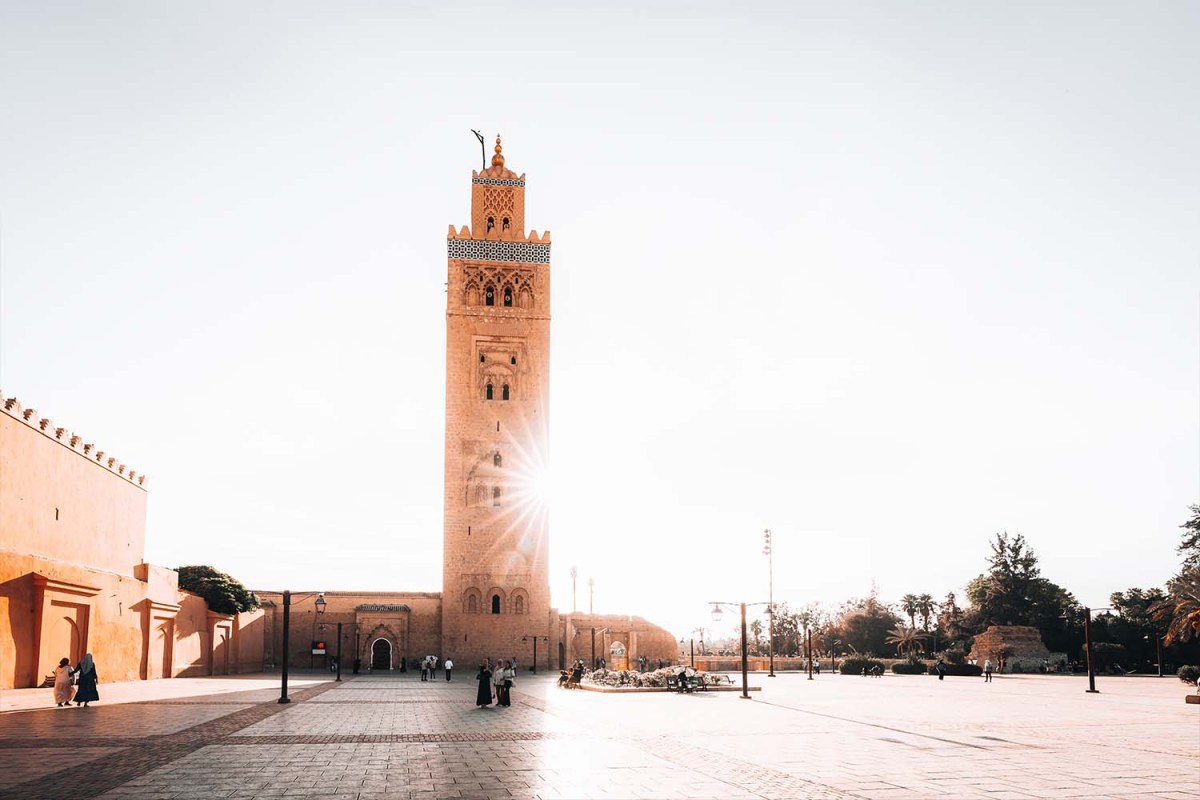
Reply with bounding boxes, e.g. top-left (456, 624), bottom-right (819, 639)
top-left (485, 285), bottom-right (495, 306)
top-left (491, 595), bottom-right (501, 614)
top-left (480, 353), bottom-right (485, 363)
top-left (510, 356), bottom-right (517, 365)
top-left (502, 384), bottom-right (510, 401)
top-left (503, 286), bottom-right (513, 307)
top-left (514, 595), bottom-right (525, 614)
top-left (467, 595), bottom-right (478, 613)
top-left (486, 383), bottom-right (494, 400)
top-left (502, 216), bottom-right (510, 231)
top-left (493, 452), bottom-right (502, 468)
top-left (492, 486), bottom-right (501, 508)
top-left (487, 216), bottom-right (495, 232)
